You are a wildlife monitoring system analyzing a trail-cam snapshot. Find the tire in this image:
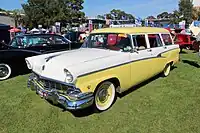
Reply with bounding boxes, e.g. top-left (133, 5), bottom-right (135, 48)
top-left (0, 63), bottom-right (12, 80)
top-left (93, 81), bottom-right (116, 112)
top-left (162, 63), bottom-right (171, 77)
